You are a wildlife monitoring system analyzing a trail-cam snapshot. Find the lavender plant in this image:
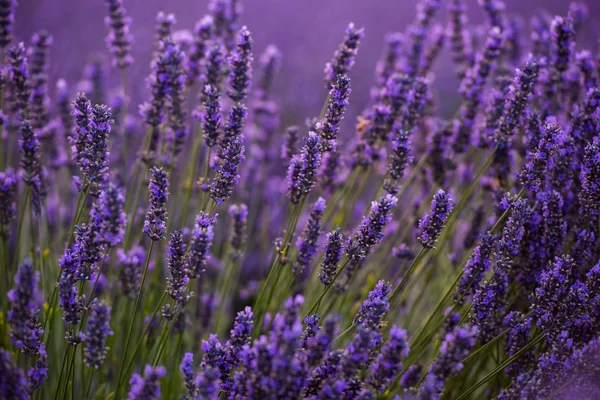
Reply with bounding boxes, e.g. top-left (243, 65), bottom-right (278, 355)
top-left (2, 0), bottom-right (600, 399)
